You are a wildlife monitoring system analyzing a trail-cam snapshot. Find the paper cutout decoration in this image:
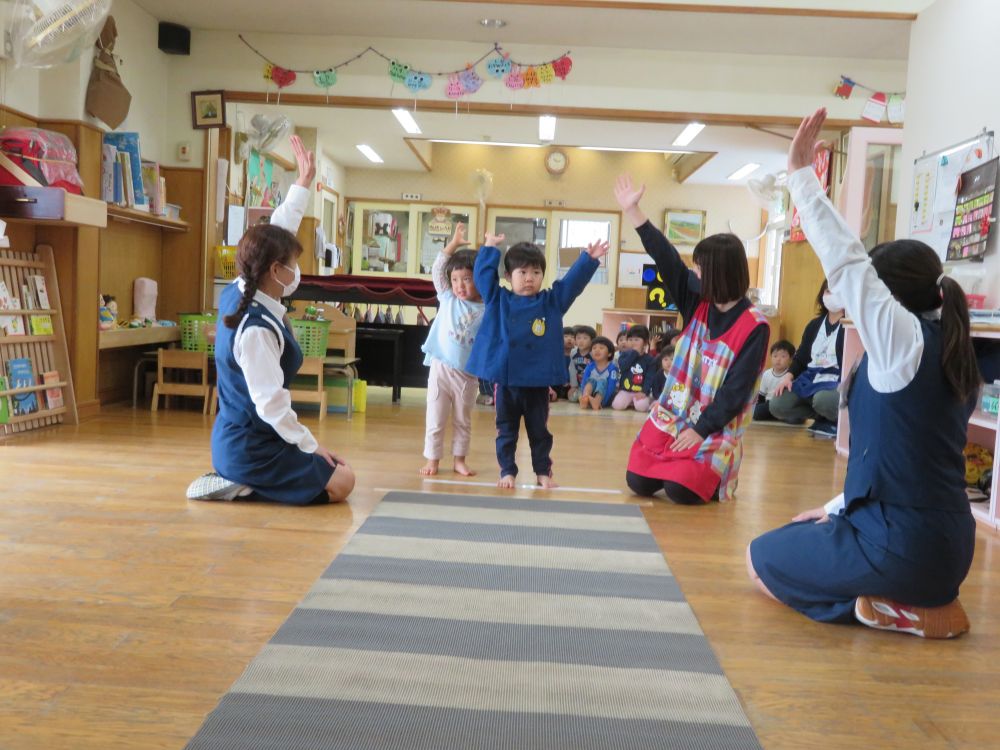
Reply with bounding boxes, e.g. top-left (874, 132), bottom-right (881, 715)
top-left (861, 92), bottom-right (888, 123)
top-left (552, 55), bottom-right (573, 80)
top-left (313, 69), bottom-right (337, 89)
top-left (523, 66), bottom-right (540, 88)
top-left (269, 65), bottom-right (296, 88)
top-left (505, 65), bottom-right (525, 90)
top-left (834, 77), bottom-right (855, 99)
top-left (887, 94), bottom-right (905, 124)
top-left (405, 71), bottom-right (432, 93)
top-left (460, 66), bottom-right (483, 94)
top-left (263, 63), bottom-right (274, 81)
top-left (538, 62), bottom-right (555, 84)
top-left (445, 74), bottom-right (464, 99)
top-left (389, 59), bottom-right (410, 83)
top-left (486, 55), bottom-right (511, 78)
